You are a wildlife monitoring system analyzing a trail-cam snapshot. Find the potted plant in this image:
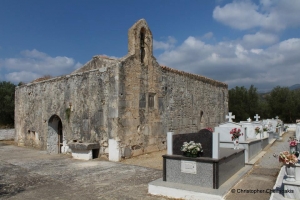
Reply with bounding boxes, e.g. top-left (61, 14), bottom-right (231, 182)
top-left (181, 141), bottom-right (203, 157)
top-left (230, 128), bottom-right (243, 150)
top-left (279, 151), bottom-right (298, 182)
